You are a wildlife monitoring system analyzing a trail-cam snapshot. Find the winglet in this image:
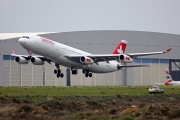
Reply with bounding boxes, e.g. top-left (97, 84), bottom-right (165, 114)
top-left (11, 50), bottom-right (15, 55)
top-left (164, 48), bottom-right (172, 53)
